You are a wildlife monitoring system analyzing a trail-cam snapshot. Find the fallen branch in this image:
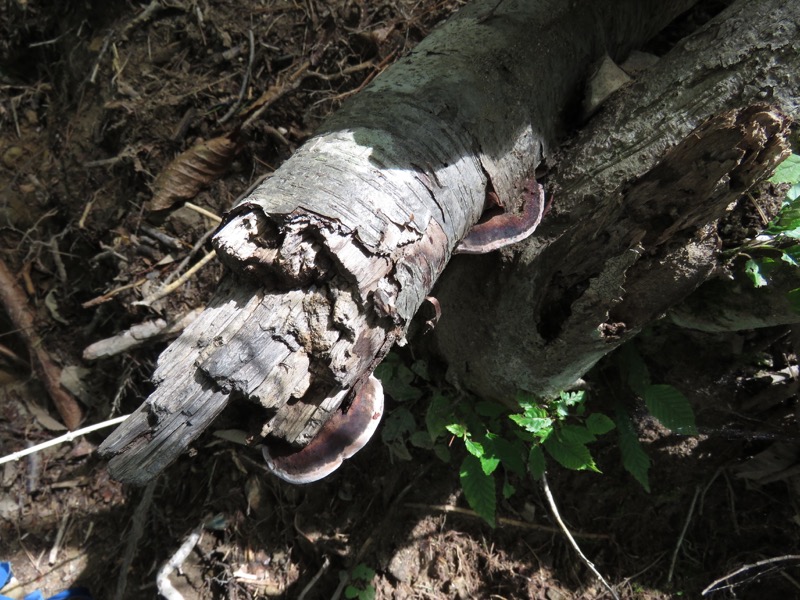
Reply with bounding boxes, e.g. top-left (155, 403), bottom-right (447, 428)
top-left (83, 310), bottom-right (203, 361)
top-left (667, 486), bottom-right (700, 584)
top-left (541, 473), bottom-right (619, 599)
top-left (702, 555), bottom-right (800, 596)
top-left (0, 256), bottom-right (82, 429)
